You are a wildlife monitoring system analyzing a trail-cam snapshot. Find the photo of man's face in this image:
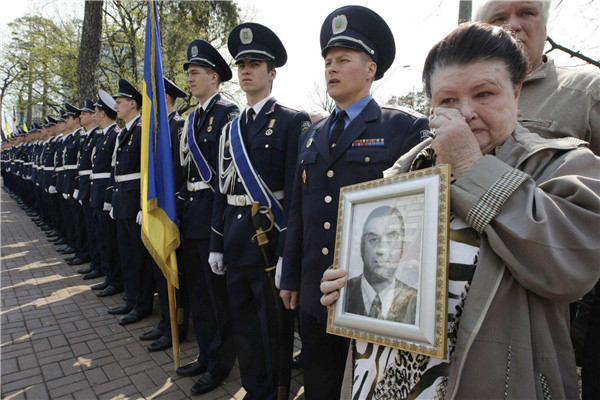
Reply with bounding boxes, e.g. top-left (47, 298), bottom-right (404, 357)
top-left (361, 208), bottom-right (404, 288)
